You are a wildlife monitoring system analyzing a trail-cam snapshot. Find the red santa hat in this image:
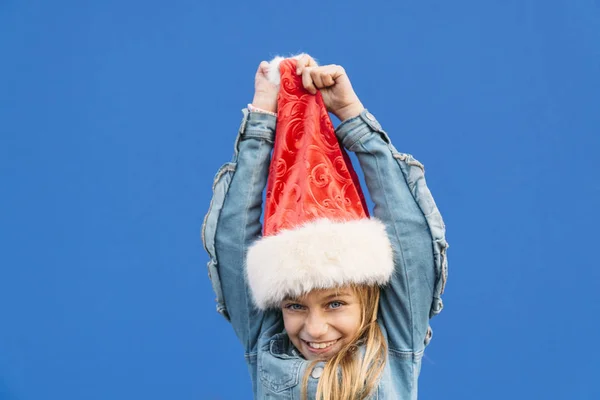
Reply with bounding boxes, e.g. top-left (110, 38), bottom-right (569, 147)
top-left (246, 55), bottom-right (394, 310)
